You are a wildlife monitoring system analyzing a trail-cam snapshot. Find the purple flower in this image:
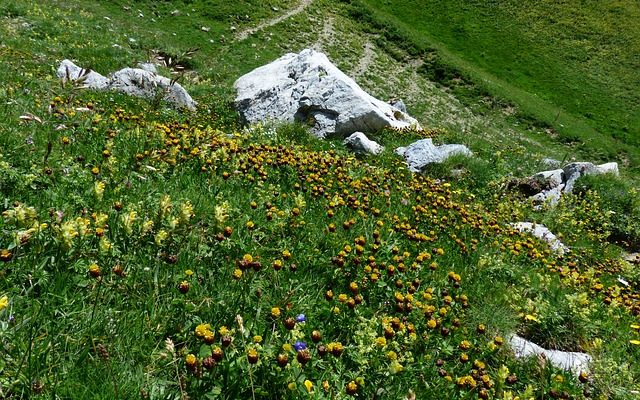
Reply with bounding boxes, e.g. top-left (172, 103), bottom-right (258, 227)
top-left (296, 313), bottom-right (306, 323)
top-left (293, 341), bottom-right (307, 351)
